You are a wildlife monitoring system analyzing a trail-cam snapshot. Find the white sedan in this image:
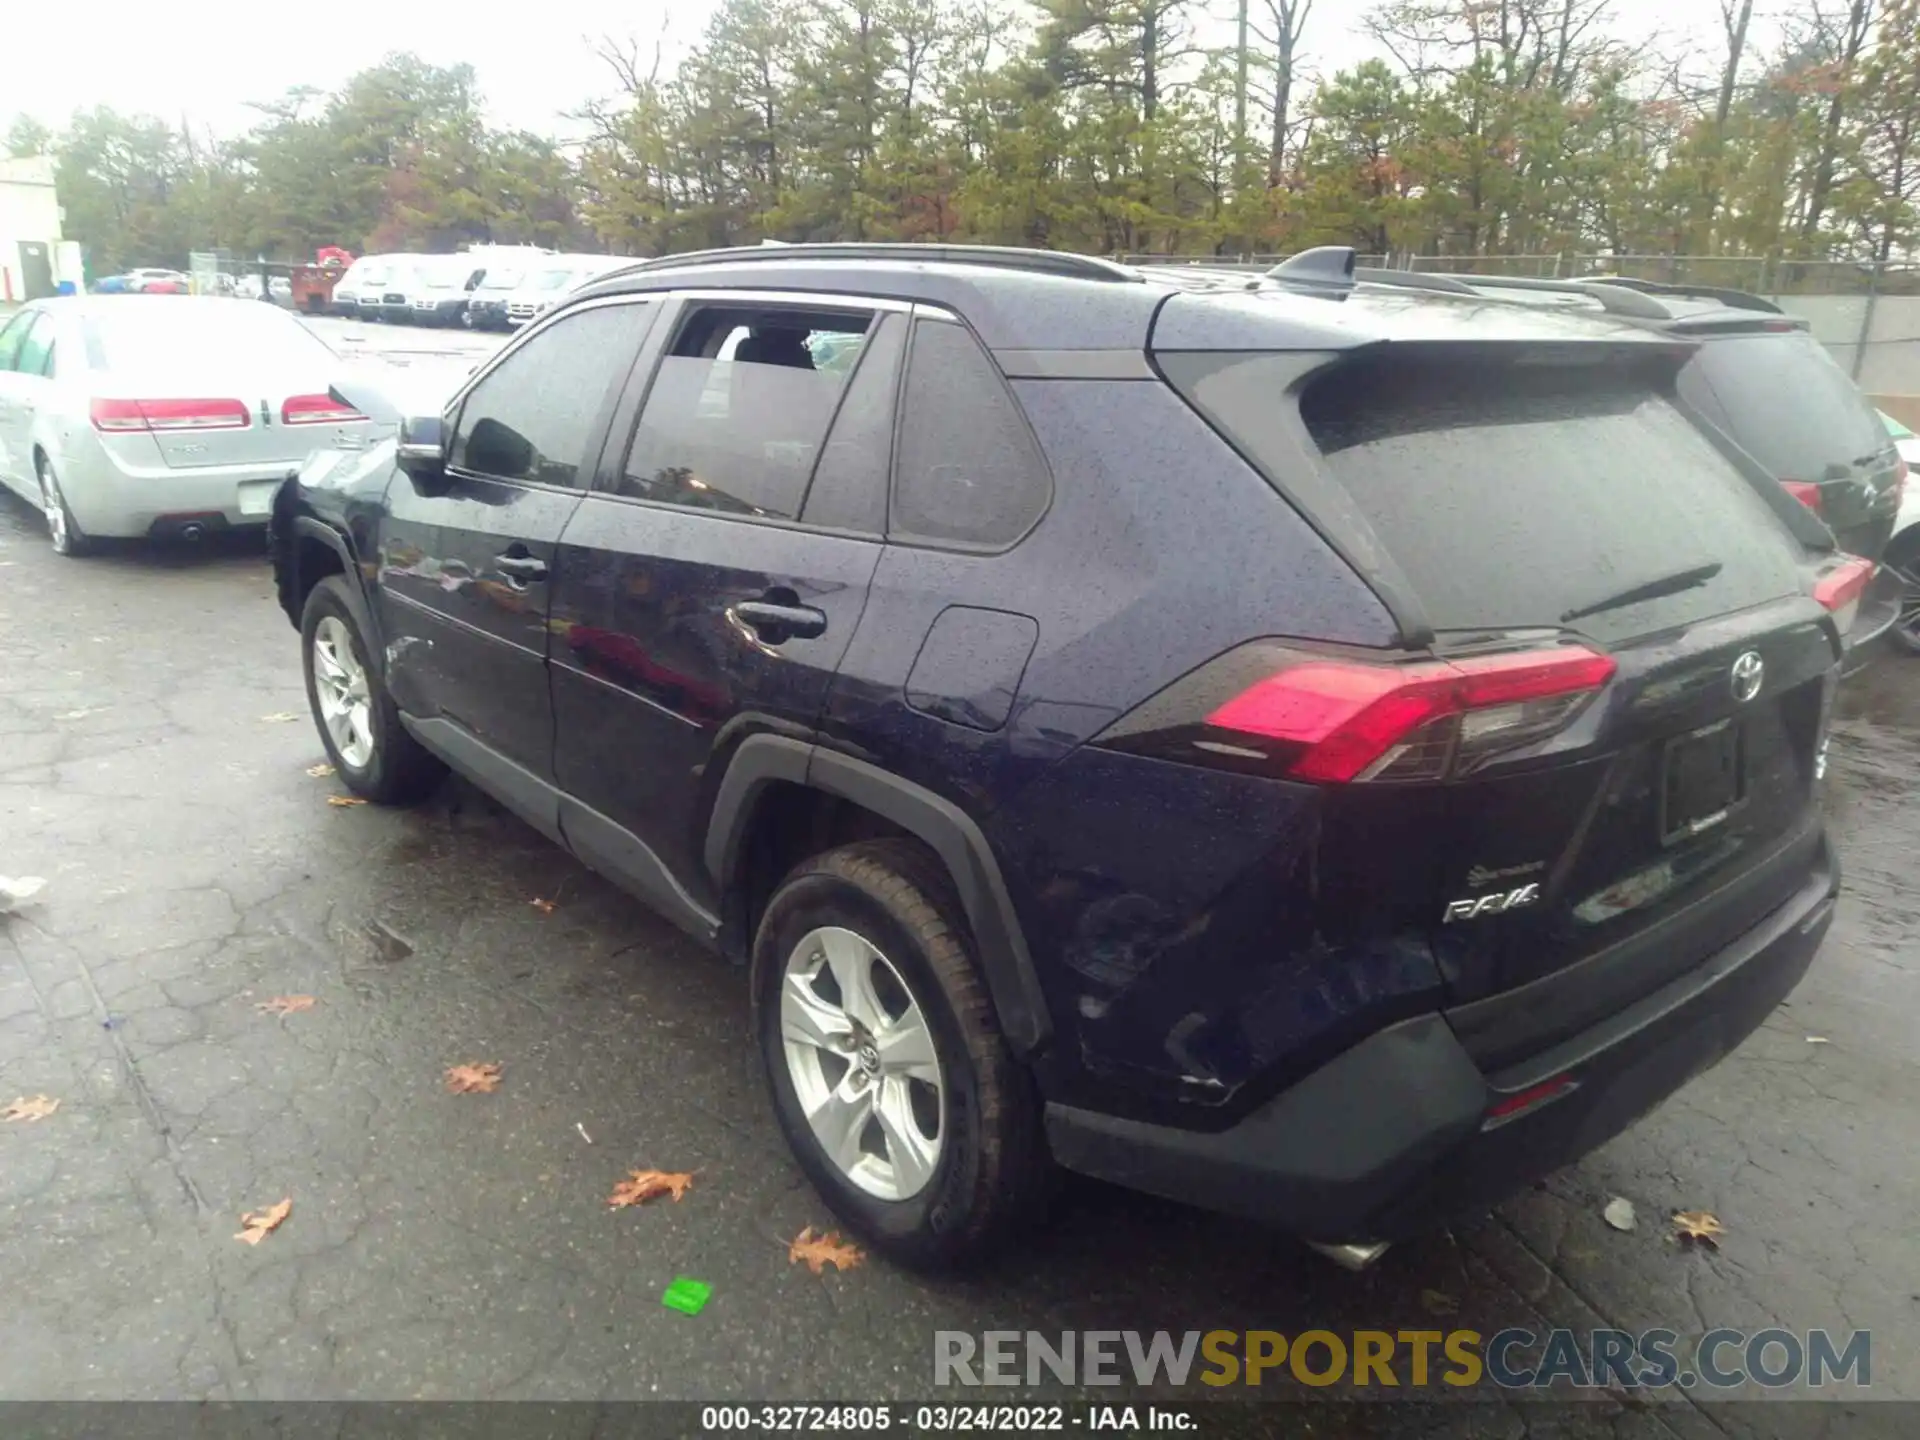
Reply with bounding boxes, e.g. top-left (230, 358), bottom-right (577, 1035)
top-left (0, 296), bottom-right (372, 556)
